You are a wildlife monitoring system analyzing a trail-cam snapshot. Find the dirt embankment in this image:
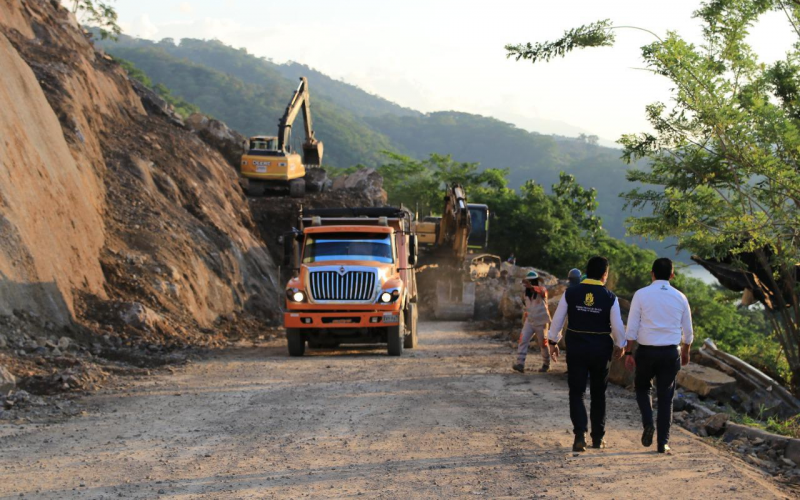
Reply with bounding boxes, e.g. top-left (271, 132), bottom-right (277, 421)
top-left (0, 0), bottom-right (391, 408)
top-left (0, 0), bottom-right (285, 400)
